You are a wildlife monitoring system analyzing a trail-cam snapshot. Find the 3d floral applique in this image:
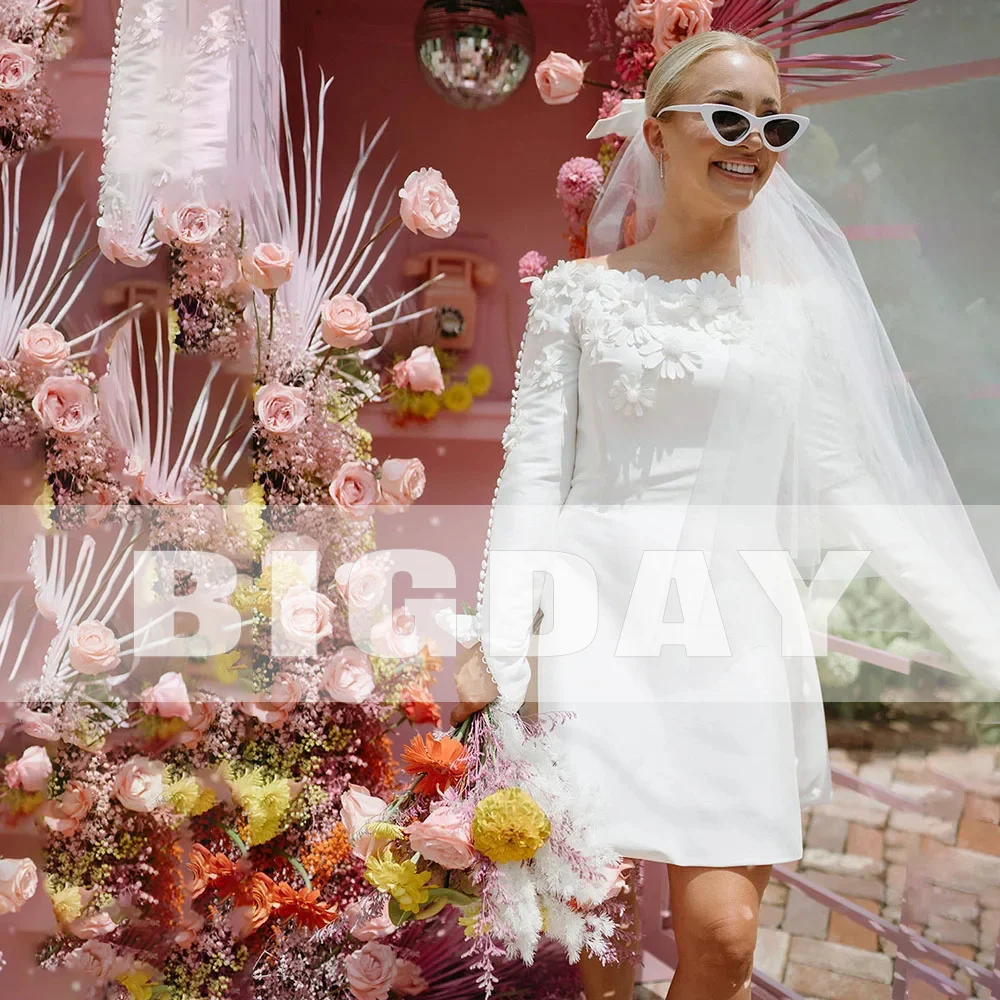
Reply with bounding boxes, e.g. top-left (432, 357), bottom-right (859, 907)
top-left (609, 372), bottom-right (655, 416)
top-left (523, 339), bottom-right (576, 390)
top-left (636, 327), bottom-right (704, 380)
